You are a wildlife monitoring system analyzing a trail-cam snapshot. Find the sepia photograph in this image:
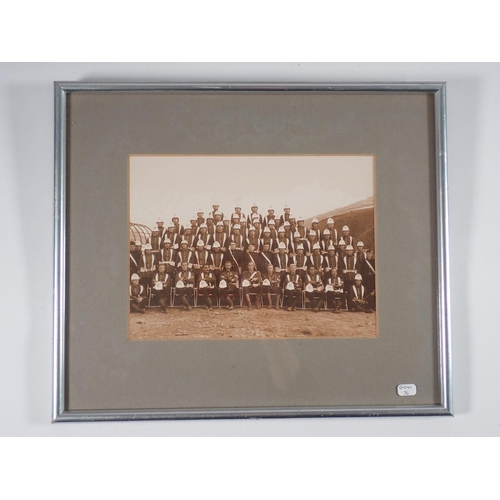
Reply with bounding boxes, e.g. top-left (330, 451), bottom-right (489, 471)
top-left (129, 155), bottom-right (376, 340)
